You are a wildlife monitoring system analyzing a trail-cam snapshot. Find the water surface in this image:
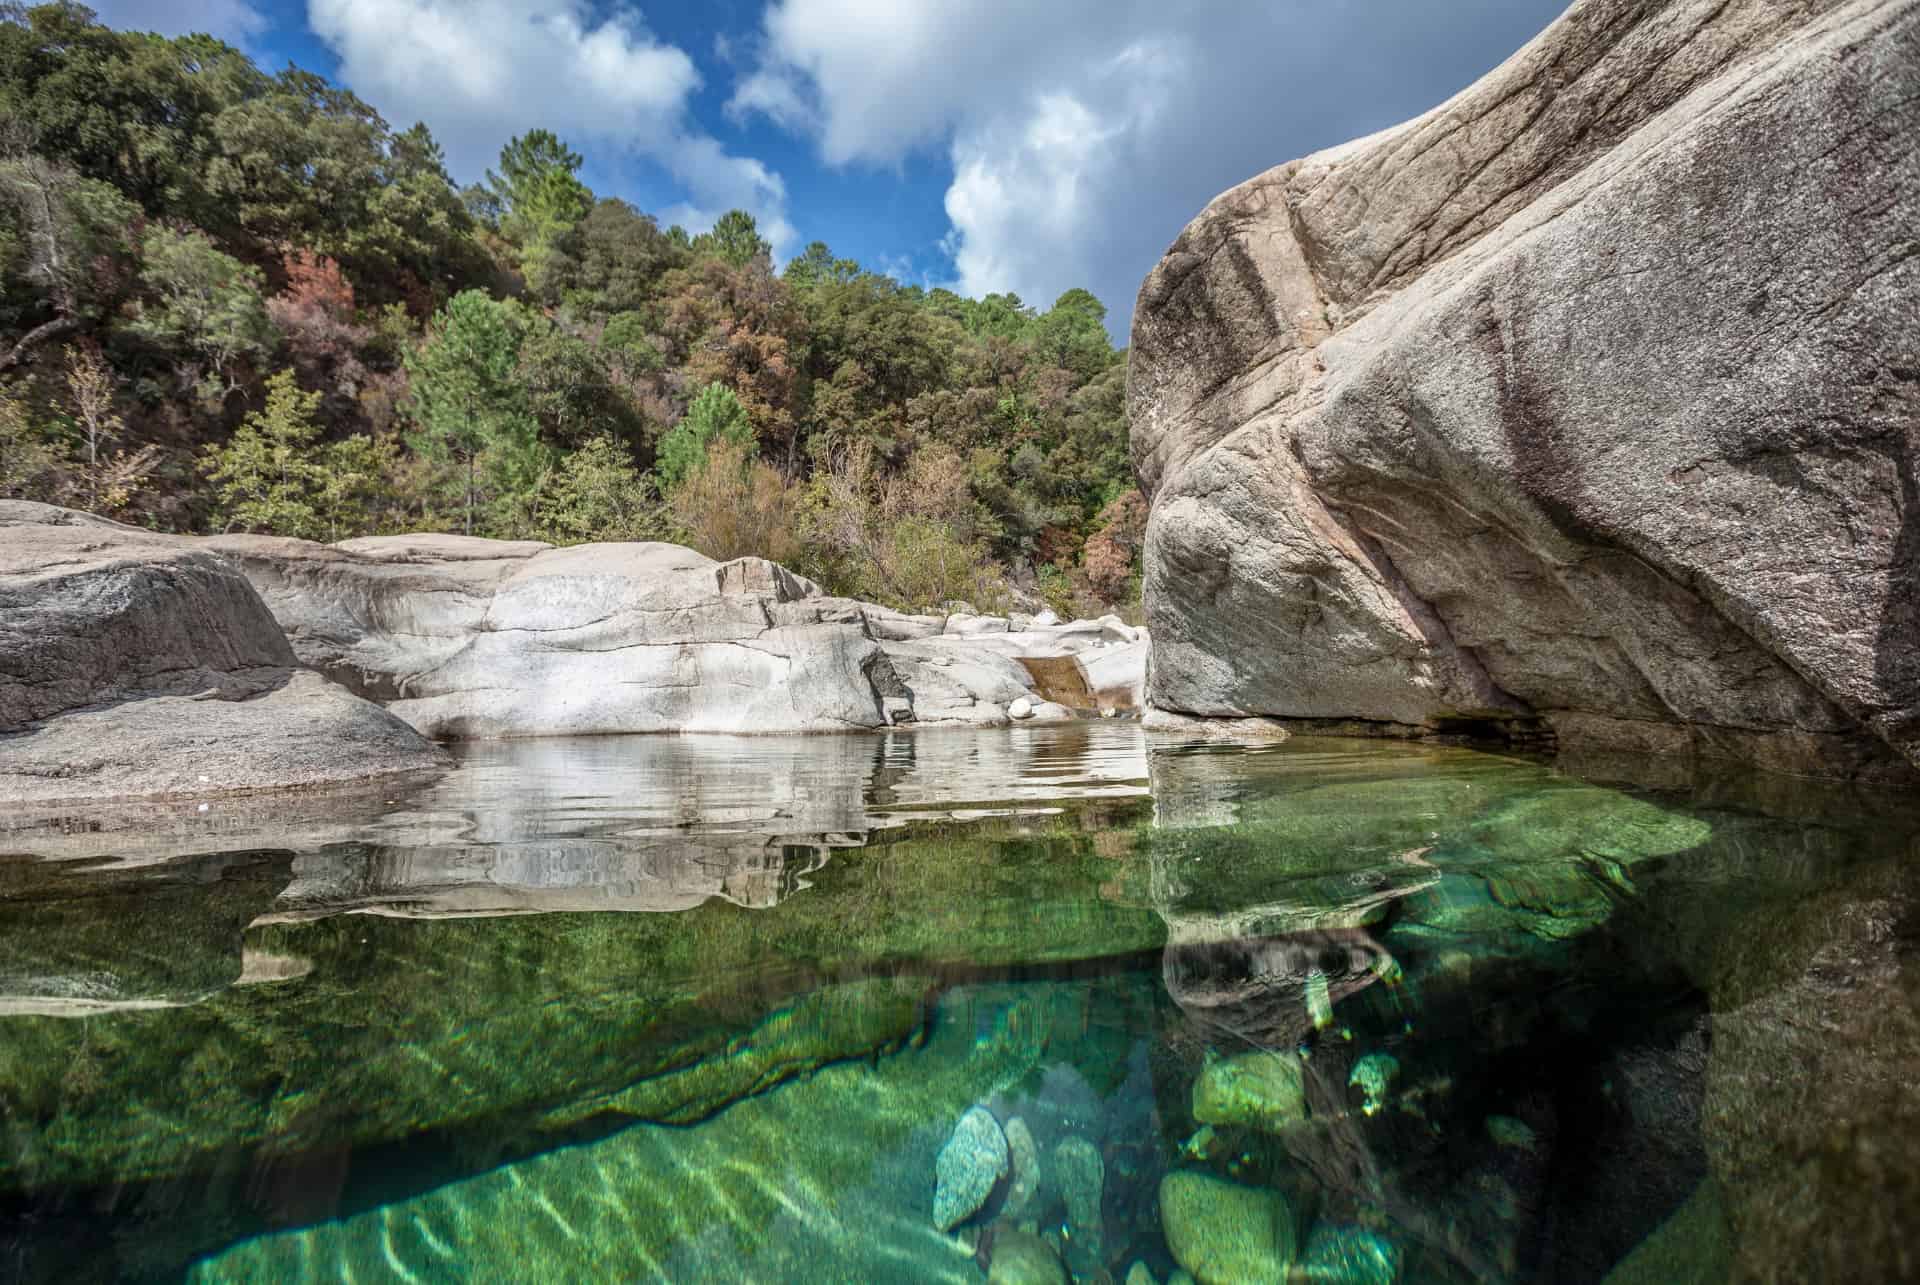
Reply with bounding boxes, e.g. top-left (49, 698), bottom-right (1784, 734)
top-left (2, 726), bottom-right (1914, 1282)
